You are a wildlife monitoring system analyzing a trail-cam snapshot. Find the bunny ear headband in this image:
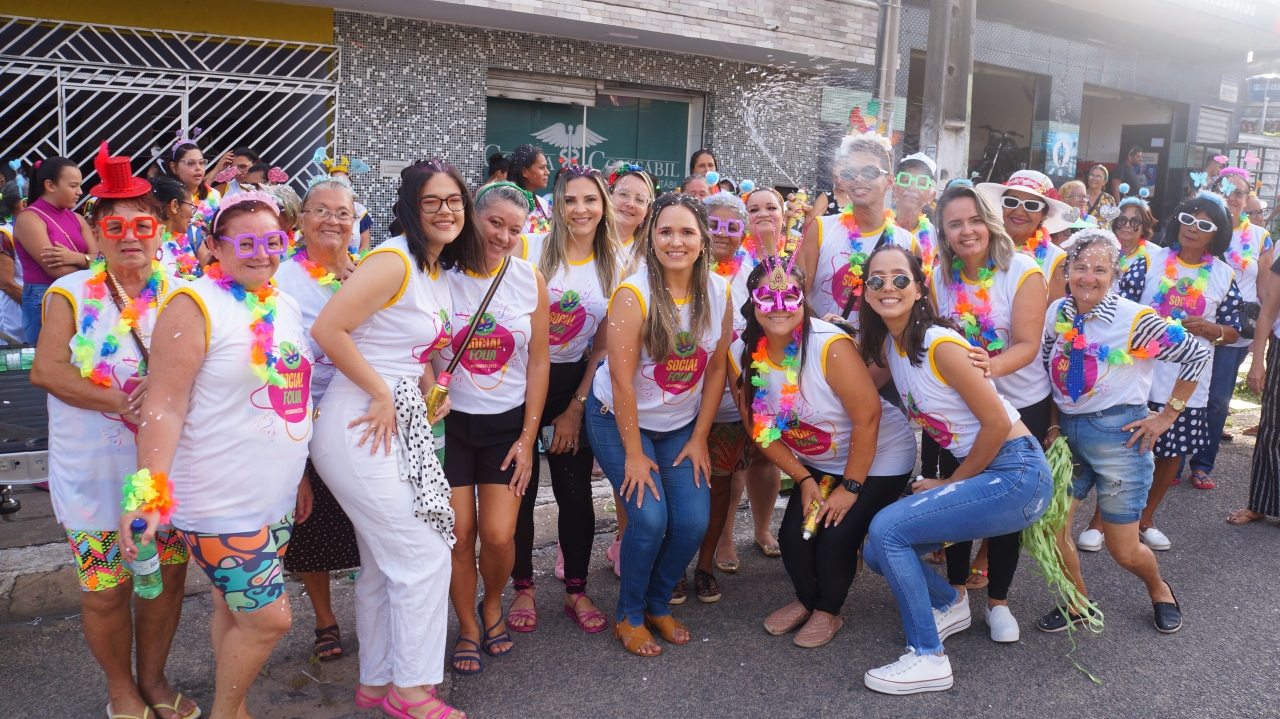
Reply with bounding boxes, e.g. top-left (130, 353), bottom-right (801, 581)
top-left (171, 128), bottom-right (202, 157)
